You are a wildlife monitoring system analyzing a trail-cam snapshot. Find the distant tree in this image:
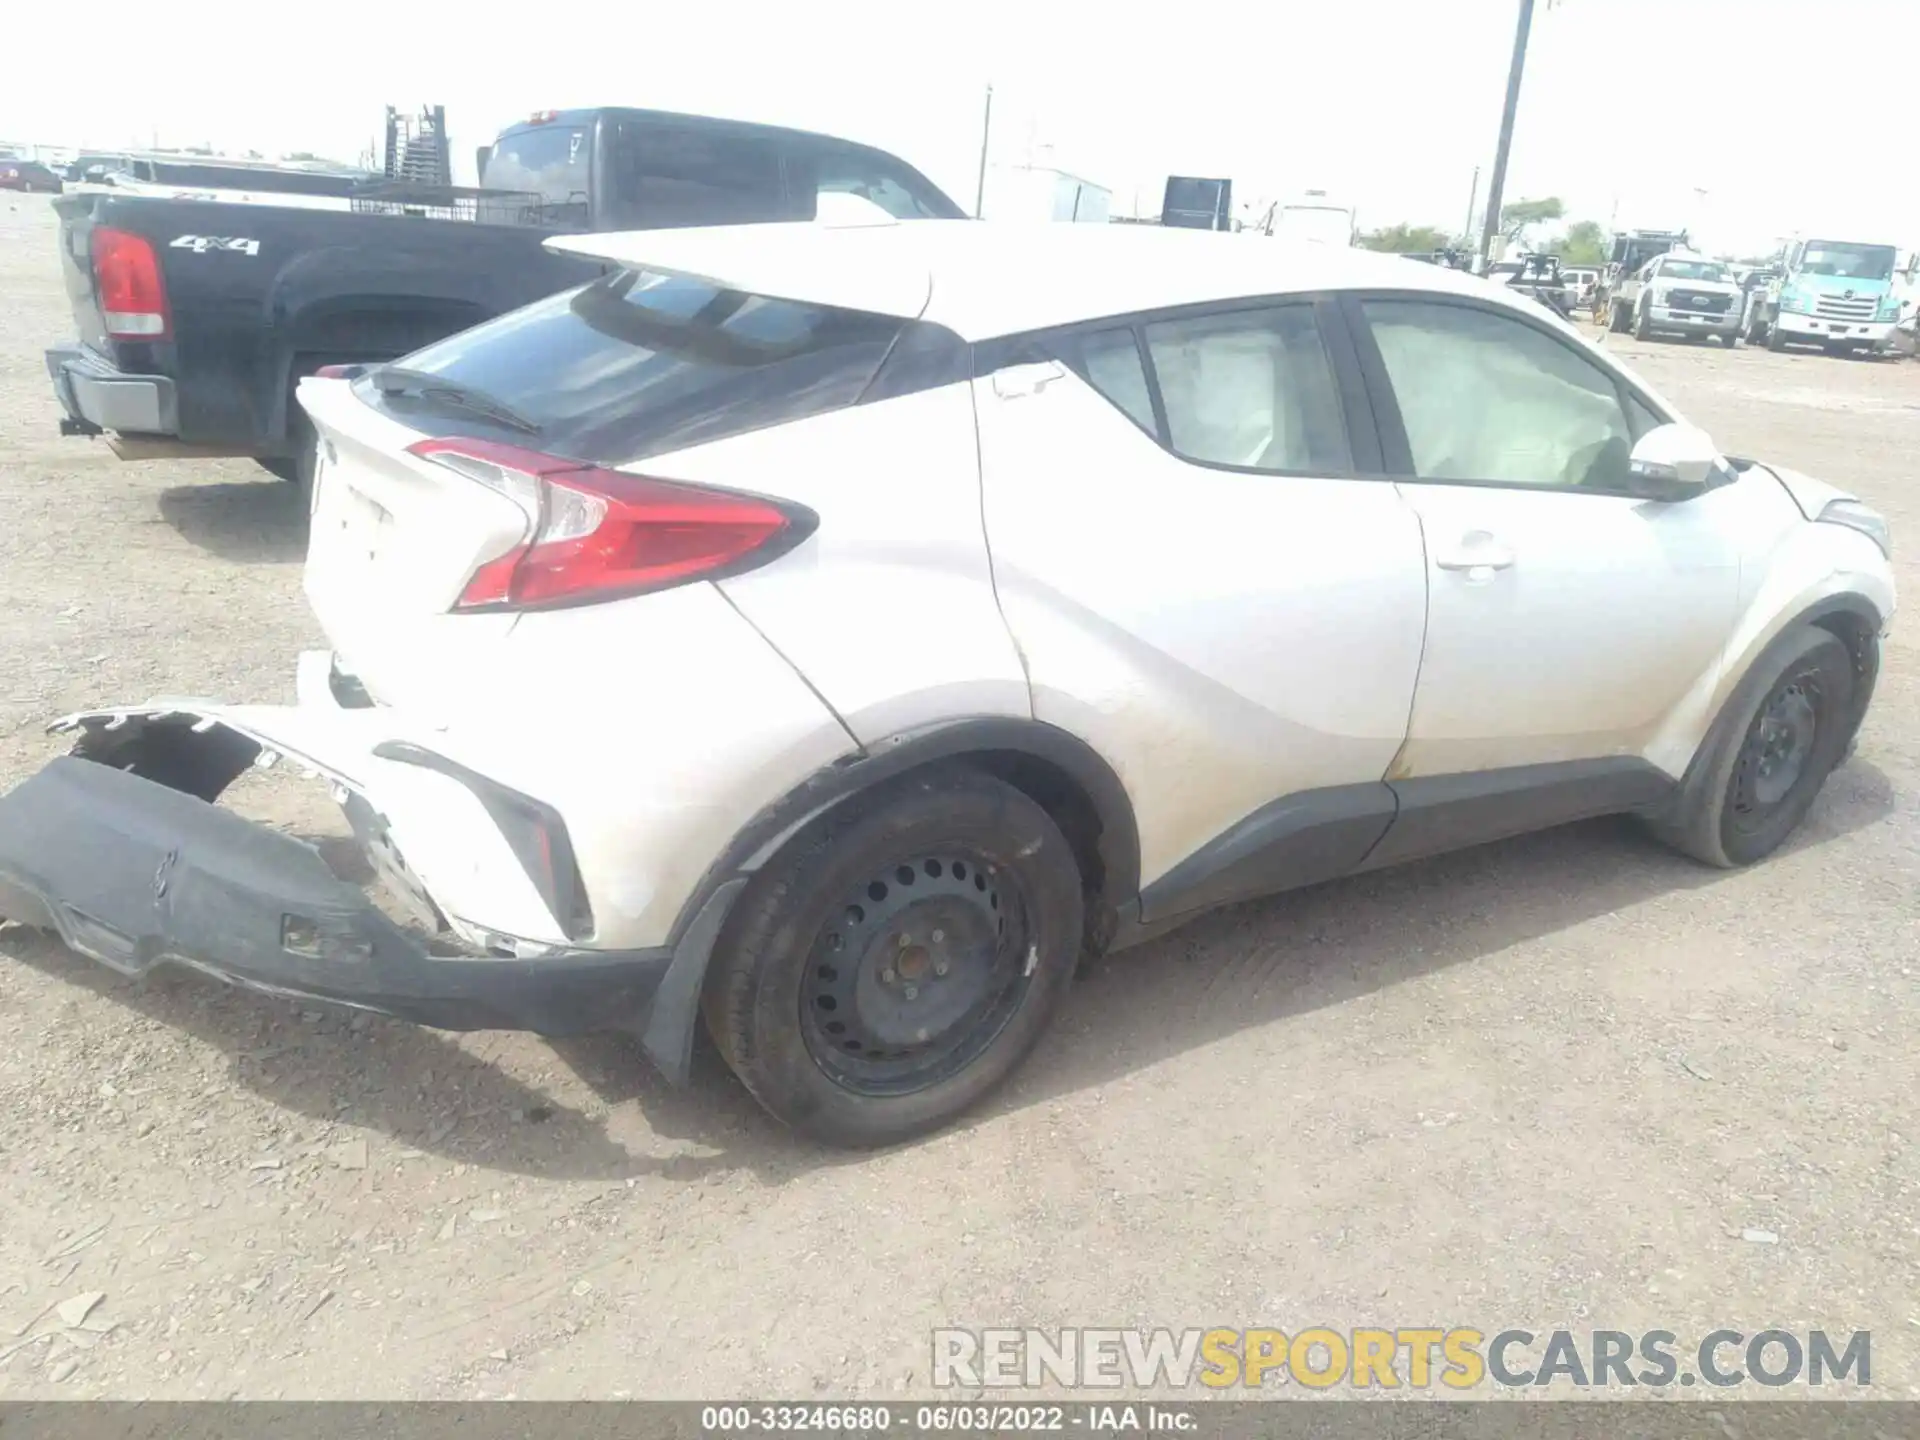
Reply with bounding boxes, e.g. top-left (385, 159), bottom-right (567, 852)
top-left (1359, 222), bottom-right (1457, 254)
top-left (1500, 196), bottom-right (1565, 240)
top-left (1545, 219), bottom-right (1607, 267)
